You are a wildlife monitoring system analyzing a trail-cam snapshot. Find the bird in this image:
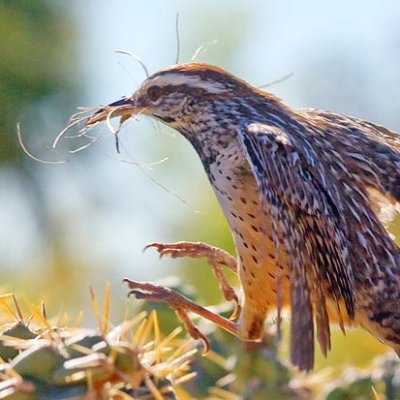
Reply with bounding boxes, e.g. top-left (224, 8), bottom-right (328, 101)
top-left (84, 62), bottom-right (400, 371)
